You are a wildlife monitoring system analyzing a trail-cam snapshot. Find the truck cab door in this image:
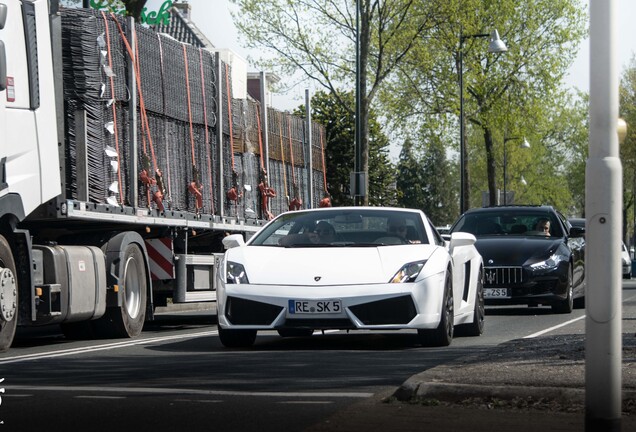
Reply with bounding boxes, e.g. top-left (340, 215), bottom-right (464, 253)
top-left (0, 0), bottom-right (60, 216)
